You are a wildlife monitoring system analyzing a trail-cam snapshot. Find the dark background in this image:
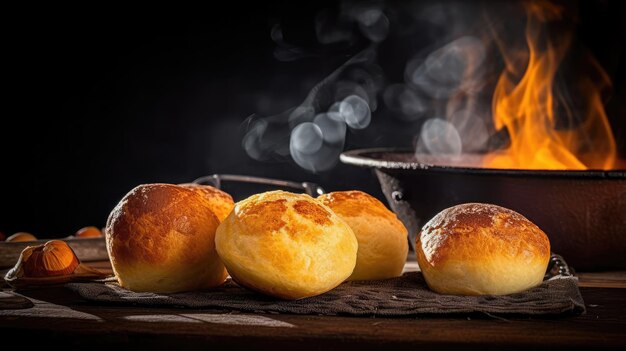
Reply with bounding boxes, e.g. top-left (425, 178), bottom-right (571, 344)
top-left (1, 1), bottom-right (625, 238)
